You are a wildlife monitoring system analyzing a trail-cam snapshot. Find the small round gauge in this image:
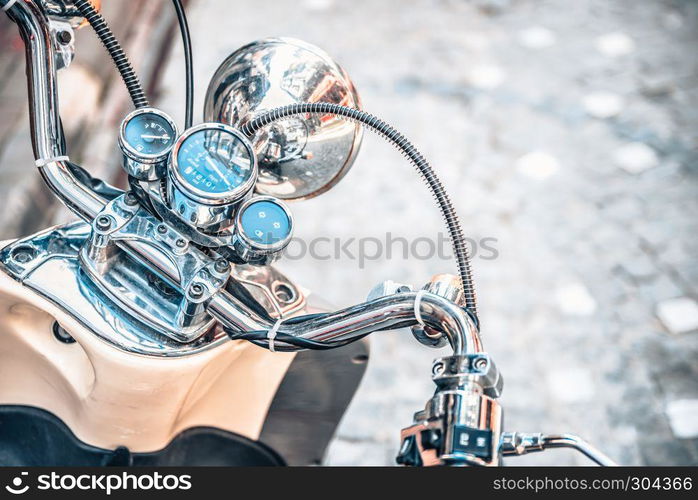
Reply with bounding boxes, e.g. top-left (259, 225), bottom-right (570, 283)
top-left (119, 107), bottom-right (177, 161)
top-left (170, 123), bottom-right (257, 204)
top-left (233, 196), bottom-right (293, 264)
top-left (238, 197), bottom-right (293, 248)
